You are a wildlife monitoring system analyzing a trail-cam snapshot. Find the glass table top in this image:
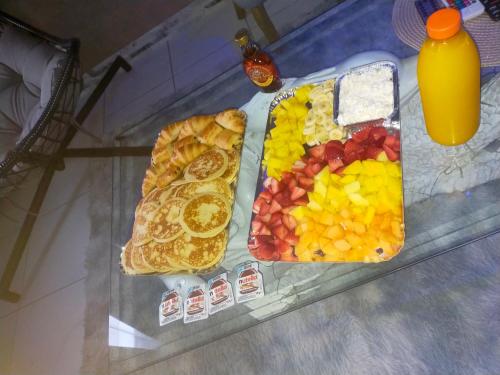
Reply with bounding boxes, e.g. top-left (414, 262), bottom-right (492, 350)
top-left (108, 1), bottom-right (500, 373)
